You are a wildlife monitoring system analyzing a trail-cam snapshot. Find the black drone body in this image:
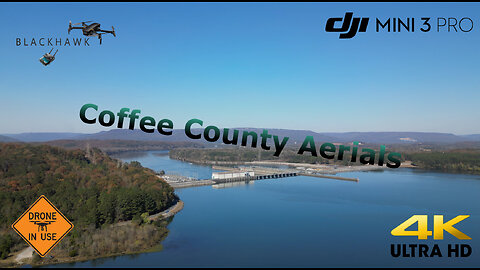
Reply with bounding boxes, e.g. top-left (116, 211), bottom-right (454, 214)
top-left (68, 21), bottom-right (116, 44)
top-left (30, 220), bottom-right (54, 232)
